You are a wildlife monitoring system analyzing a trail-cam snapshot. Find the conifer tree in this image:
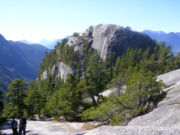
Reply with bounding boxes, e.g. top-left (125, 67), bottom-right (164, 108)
top-left (6, 79), bottom-right (28, 117)
top-left (24, 90), bottom-right (42, 118)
